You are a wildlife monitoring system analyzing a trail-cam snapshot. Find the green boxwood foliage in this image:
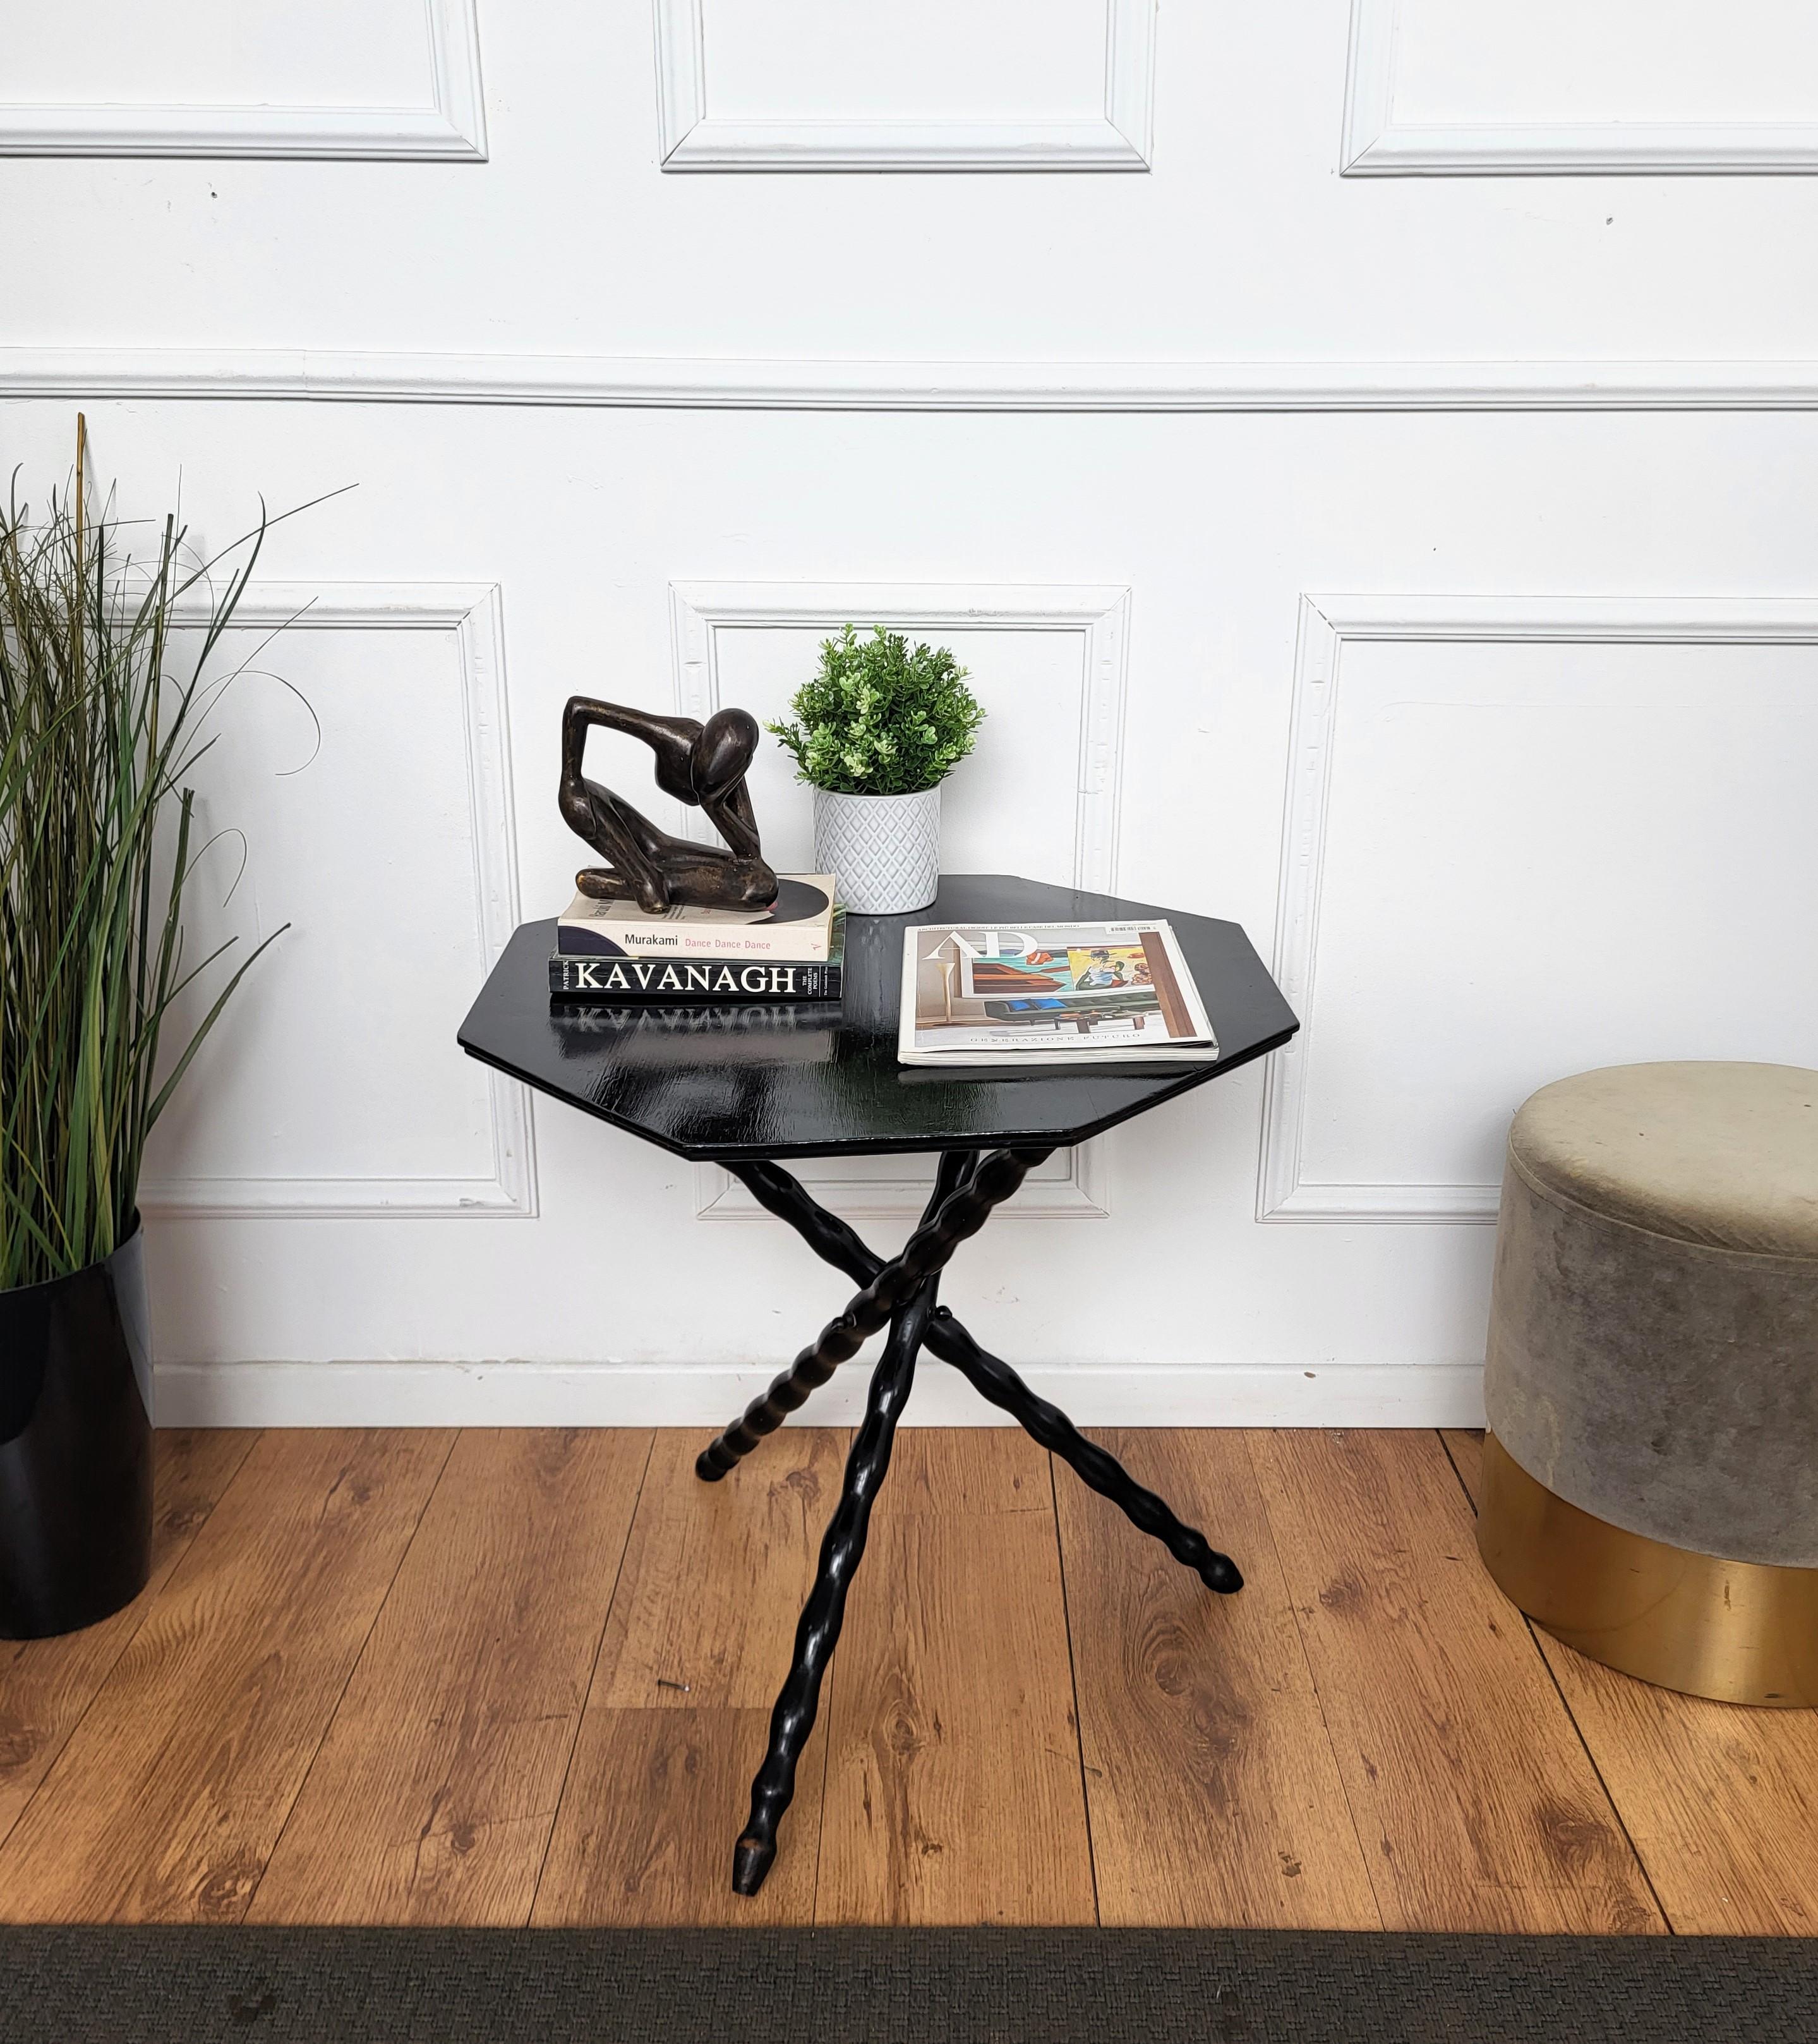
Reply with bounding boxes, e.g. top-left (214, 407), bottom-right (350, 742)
top-left (767, 624), bottom-right (985, 797)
